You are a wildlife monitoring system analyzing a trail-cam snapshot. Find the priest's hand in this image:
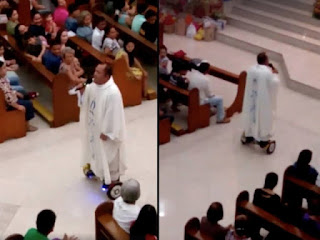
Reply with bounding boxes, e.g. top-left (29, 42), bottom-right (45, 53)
top-left (100, 133), bottom-right (108, 141)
